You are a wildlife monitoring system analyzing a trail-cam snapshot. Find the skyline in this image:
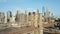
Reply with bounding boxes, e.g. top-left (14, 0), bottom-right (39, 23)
top-left (0, 0), bottom-right (60, 18)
